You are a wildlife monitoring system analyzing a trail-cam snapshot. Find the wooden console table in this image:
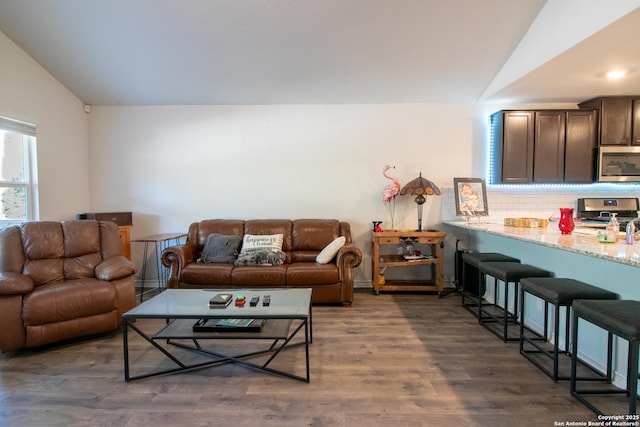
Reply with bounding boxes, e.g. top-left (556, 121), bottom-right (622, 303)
top-left (371, 230), bottom-right (445, 294)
